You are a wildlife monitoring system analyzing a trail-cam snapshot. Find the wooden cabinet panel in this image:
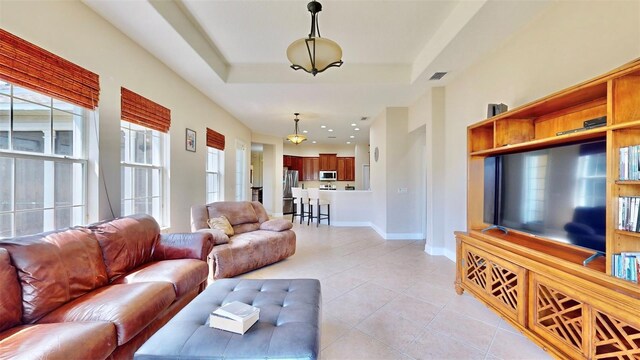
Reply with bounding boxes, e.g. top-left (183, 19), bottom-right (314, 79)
top-left (303, 157), bottom-right (319, 181)
top-left (283, 155), bottom-right (292, 167)
top-left (345, 157), bottom-right (354, 181)
top-left (461, 243), bottom-right (526, 325)
top-left (529, 274), bottom-right (587, 359)
top-left (337, 157), bottom-right (346, 181)
top-left (294, 156), bottom-right (304, 181)
top-left (319, 153), bottom-right (337, 171)
top-left (336, 157), bottom-right (355, 181)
